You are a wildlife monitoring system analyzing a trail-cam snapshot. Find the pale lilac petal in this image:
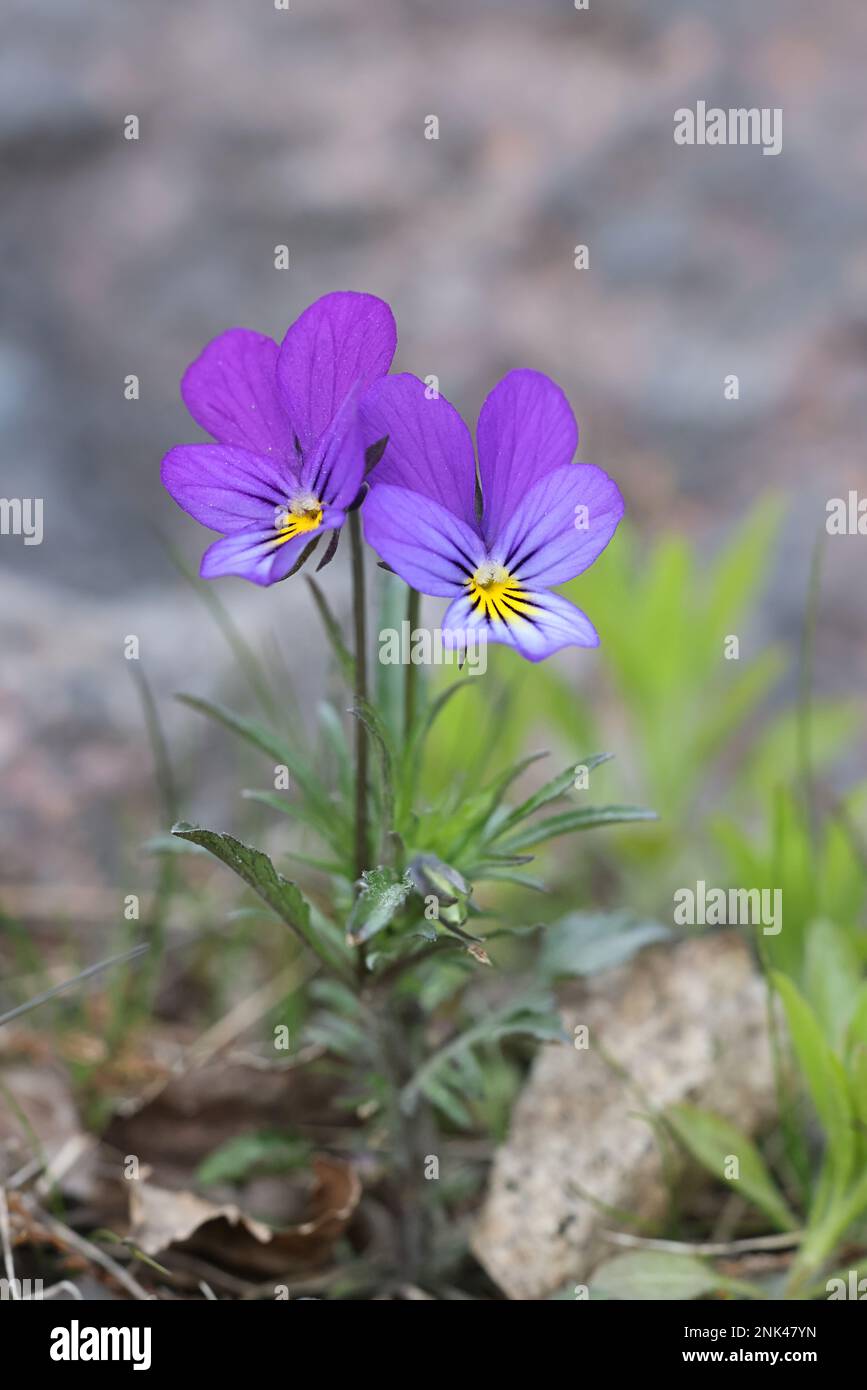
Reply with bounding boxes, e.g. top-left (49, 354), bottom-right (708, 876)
top-left (200, 519), bottom-right (334, 587)
top-left (477, 369), bottom-right (578, 543)
top-left (161, 443), bottom-right (297, 534)
top-left (443, 587), bottom-right (598, 662)
top-left (277, 292), bottom-right (397, 454)
top-left (490, 463), bottom-right (624, 588)
top-left (181, 329), bottom-right (293, 458)
top-left (362, 484), bottom-right (485, 596)
top-left (361, 374), bottom-right (478, 528)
